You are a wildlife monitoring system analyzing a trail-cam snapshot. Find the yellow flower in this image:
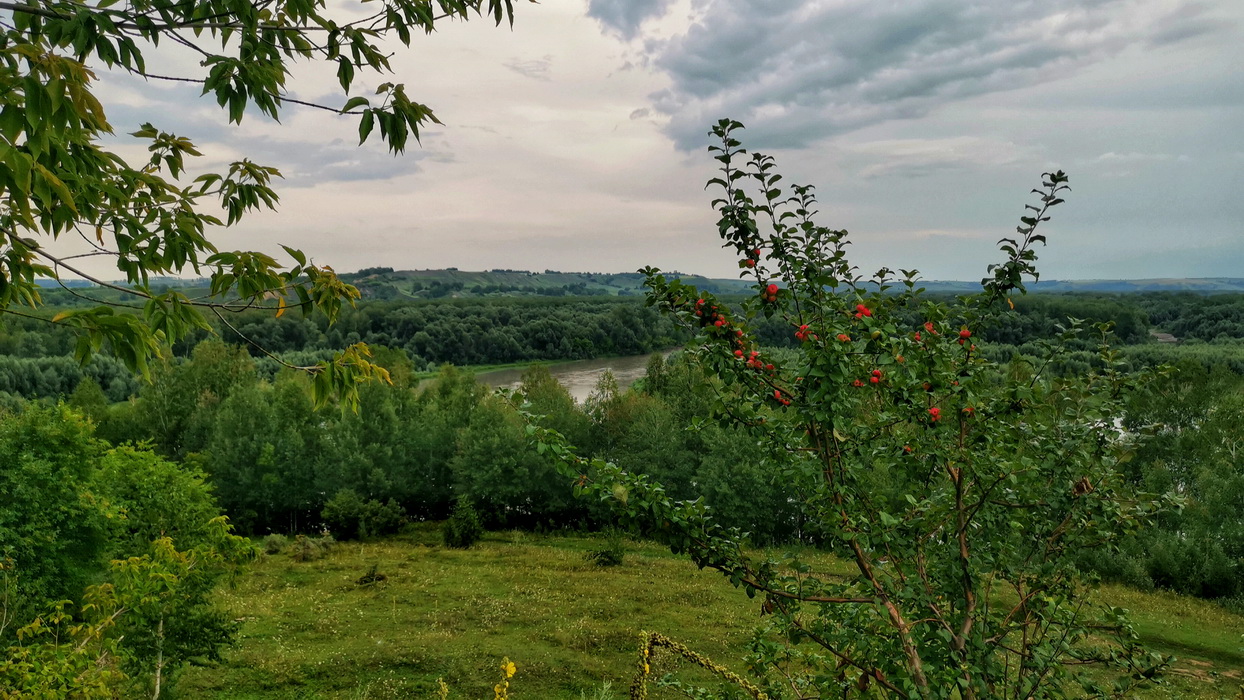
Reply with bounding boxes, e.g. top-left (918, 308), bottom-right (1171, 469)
top-left (643, 662), bottom-right (650, 674)
top-left (502, 660), bottom-right (516, 678)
